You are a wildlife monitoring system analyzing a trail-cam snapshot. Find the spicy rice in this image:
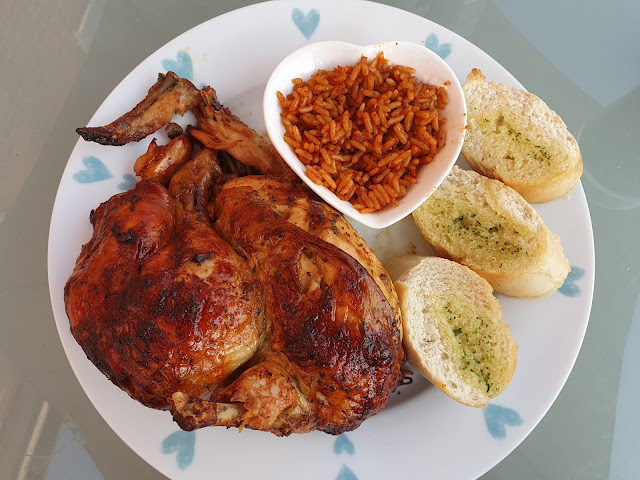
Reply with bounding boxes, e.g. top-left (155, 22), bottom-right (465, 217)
top-left (277, 52), bottom-right (449, 213)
